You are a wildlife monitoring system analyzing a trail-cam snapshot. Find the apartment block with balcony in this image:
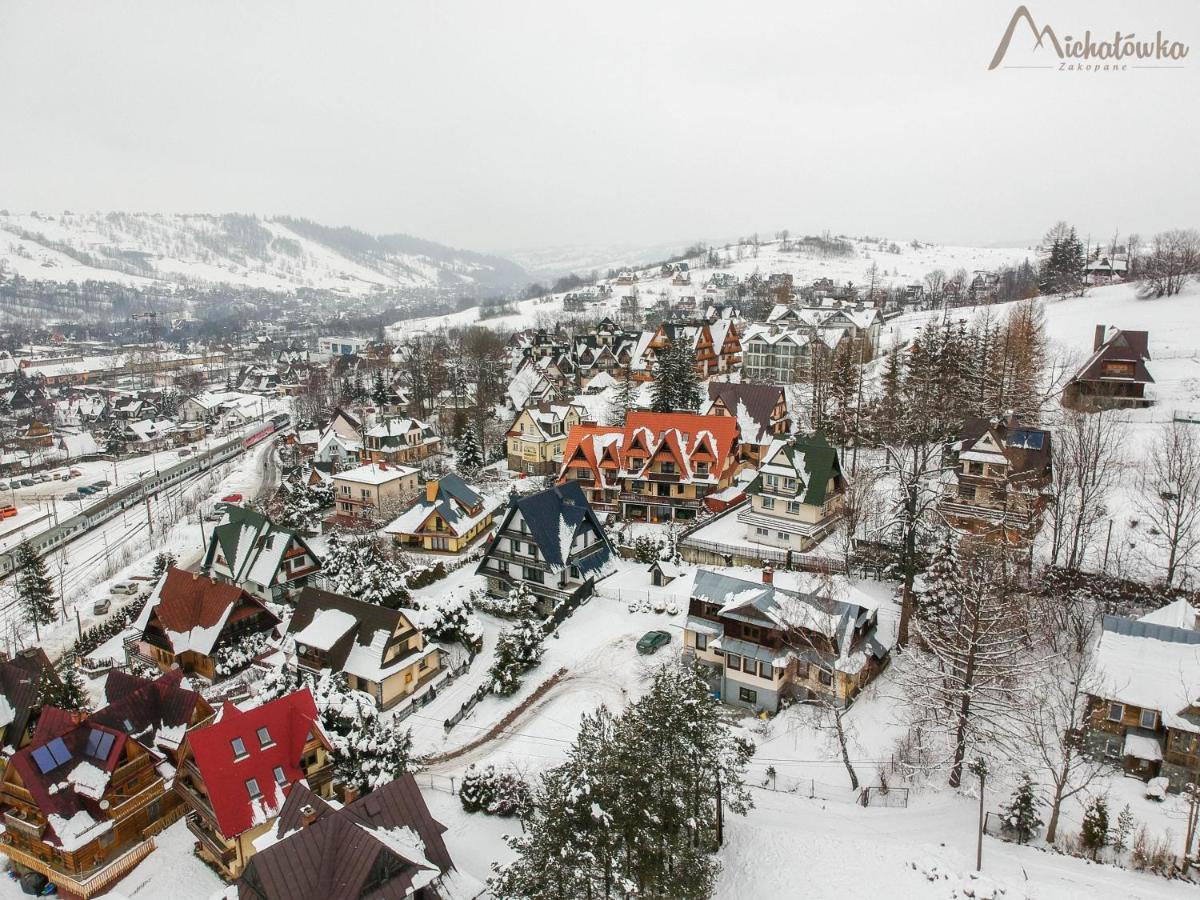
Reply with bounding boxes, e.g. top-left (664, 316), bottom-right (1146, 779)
top-left (174, 688), bottom-right (333, 881)
top-left (0, 670), bottom-right (213, 898)
top-left (476, 482), bottom-right (616, 614)
top-left (330, 462), bottom-right (419, 524)
top-left (739, 434), bottom-right (846, 551)
top-left (505, 403), bottom-right (585, 476)
top-left (558, 411), bottom-right (741, 524)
